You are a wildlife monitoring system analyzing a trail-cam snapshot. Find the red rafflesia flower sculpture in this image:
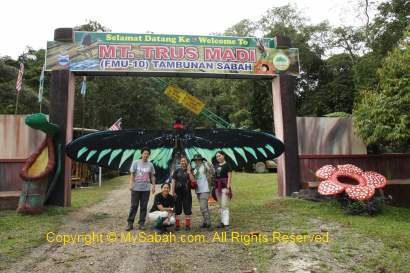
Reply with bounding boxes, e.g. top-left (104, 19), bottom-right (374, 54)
top-left (316, 164), bottom-right (387, 201)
